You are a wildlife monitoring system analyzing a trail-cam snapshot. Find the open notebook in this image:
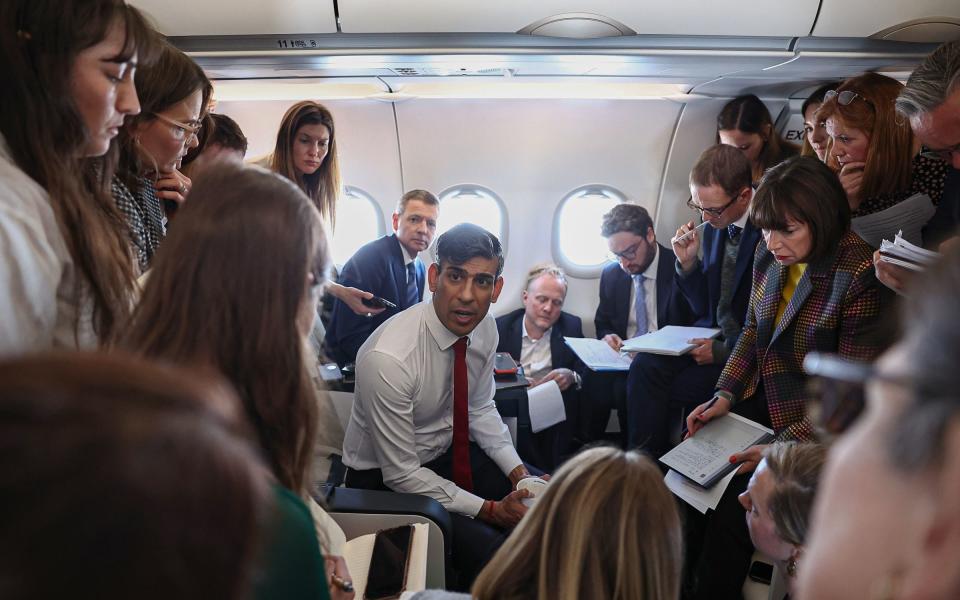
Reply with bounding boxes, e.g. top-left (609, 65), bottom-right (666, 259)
top-left (342, 523), bottom-right (429, 598)
top-left (660, 413), bottom-right (773, 488)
